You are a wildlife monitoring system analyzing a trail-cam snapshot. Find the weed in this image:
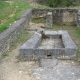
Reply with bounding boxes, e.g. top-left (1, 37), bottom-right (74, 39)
top-left (75, 29), bottom-right (80, 35)
top-left (78, 50), bottom-right (80, 53)
top-left (2, 53), bottom-right (9, 58)
top-left (10, 30), bottom-right (31, 50)
top-left (52, 23), bottom-right (59, 27)
top-left (32, 18), bottom-right (46, 23)
top-left (34, 5), bottom-right (50, 9)
top-left (74, 57), bottom-right (78, 61)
